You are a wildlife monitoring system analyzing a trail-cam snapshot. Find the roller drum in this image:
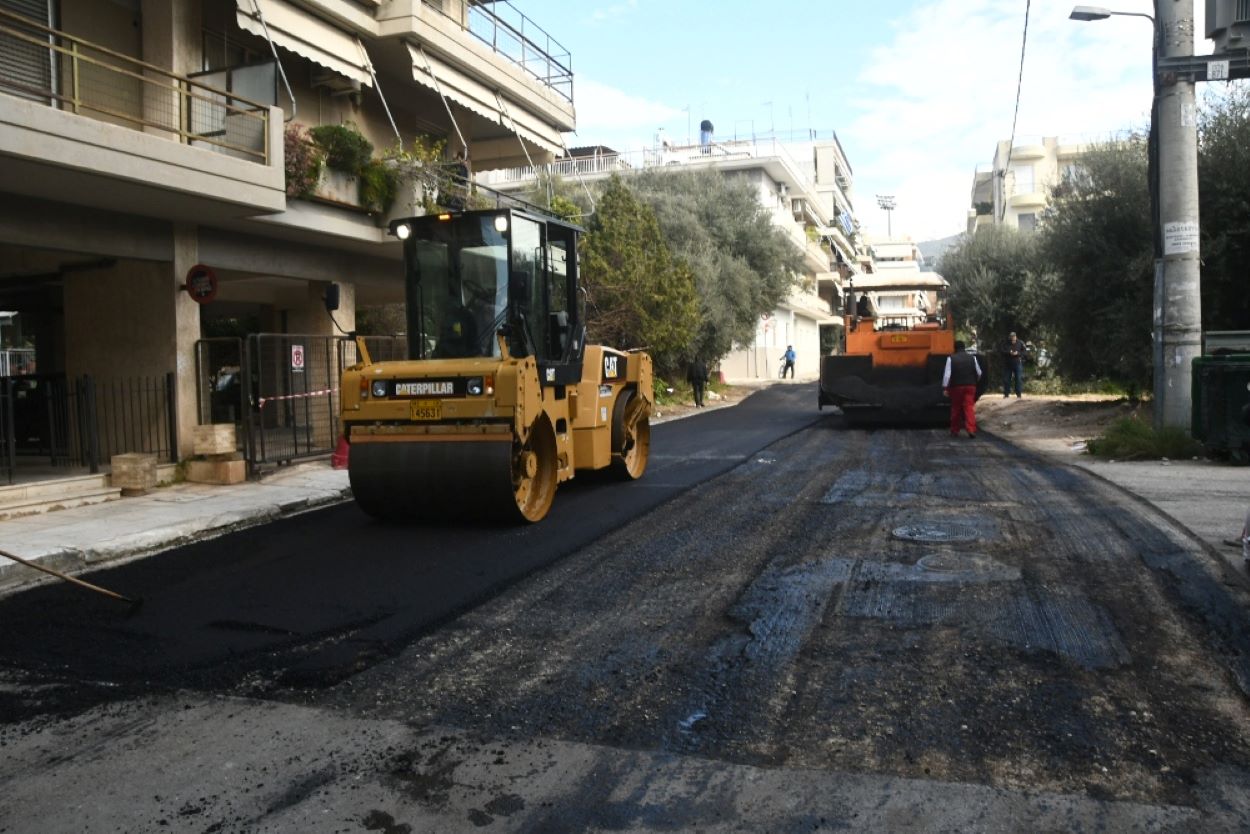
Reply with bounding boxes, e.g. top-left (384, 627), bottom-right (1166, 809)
top-left (349, 439), bottom-right (518, 522)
